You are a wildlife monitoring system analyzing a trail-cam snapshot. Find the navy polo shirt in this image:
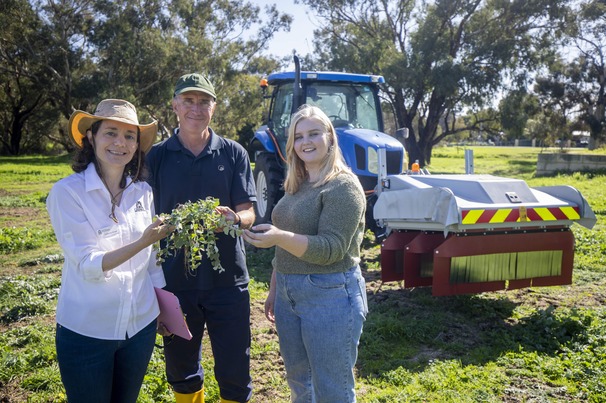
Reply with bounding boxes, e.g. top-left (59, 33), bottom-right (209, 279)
top-left (146, 128), bottom-right (256, 291)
